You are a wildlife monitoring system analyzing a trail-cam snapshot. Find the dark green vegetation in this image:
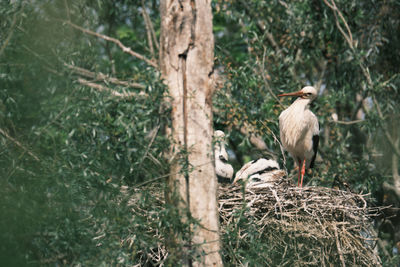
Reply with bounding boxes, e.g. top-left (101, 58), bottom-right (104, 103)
top-left (1, 0), bottom-right (399, 266)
